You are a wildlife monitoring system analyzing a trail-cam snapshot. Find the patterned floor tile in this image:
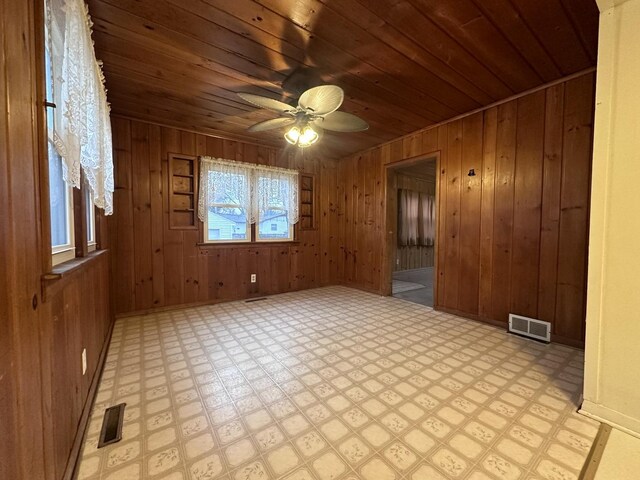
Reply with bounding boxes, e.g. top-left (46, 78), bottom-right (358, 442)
top-left (76, 287), bottom-right (599, 480)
